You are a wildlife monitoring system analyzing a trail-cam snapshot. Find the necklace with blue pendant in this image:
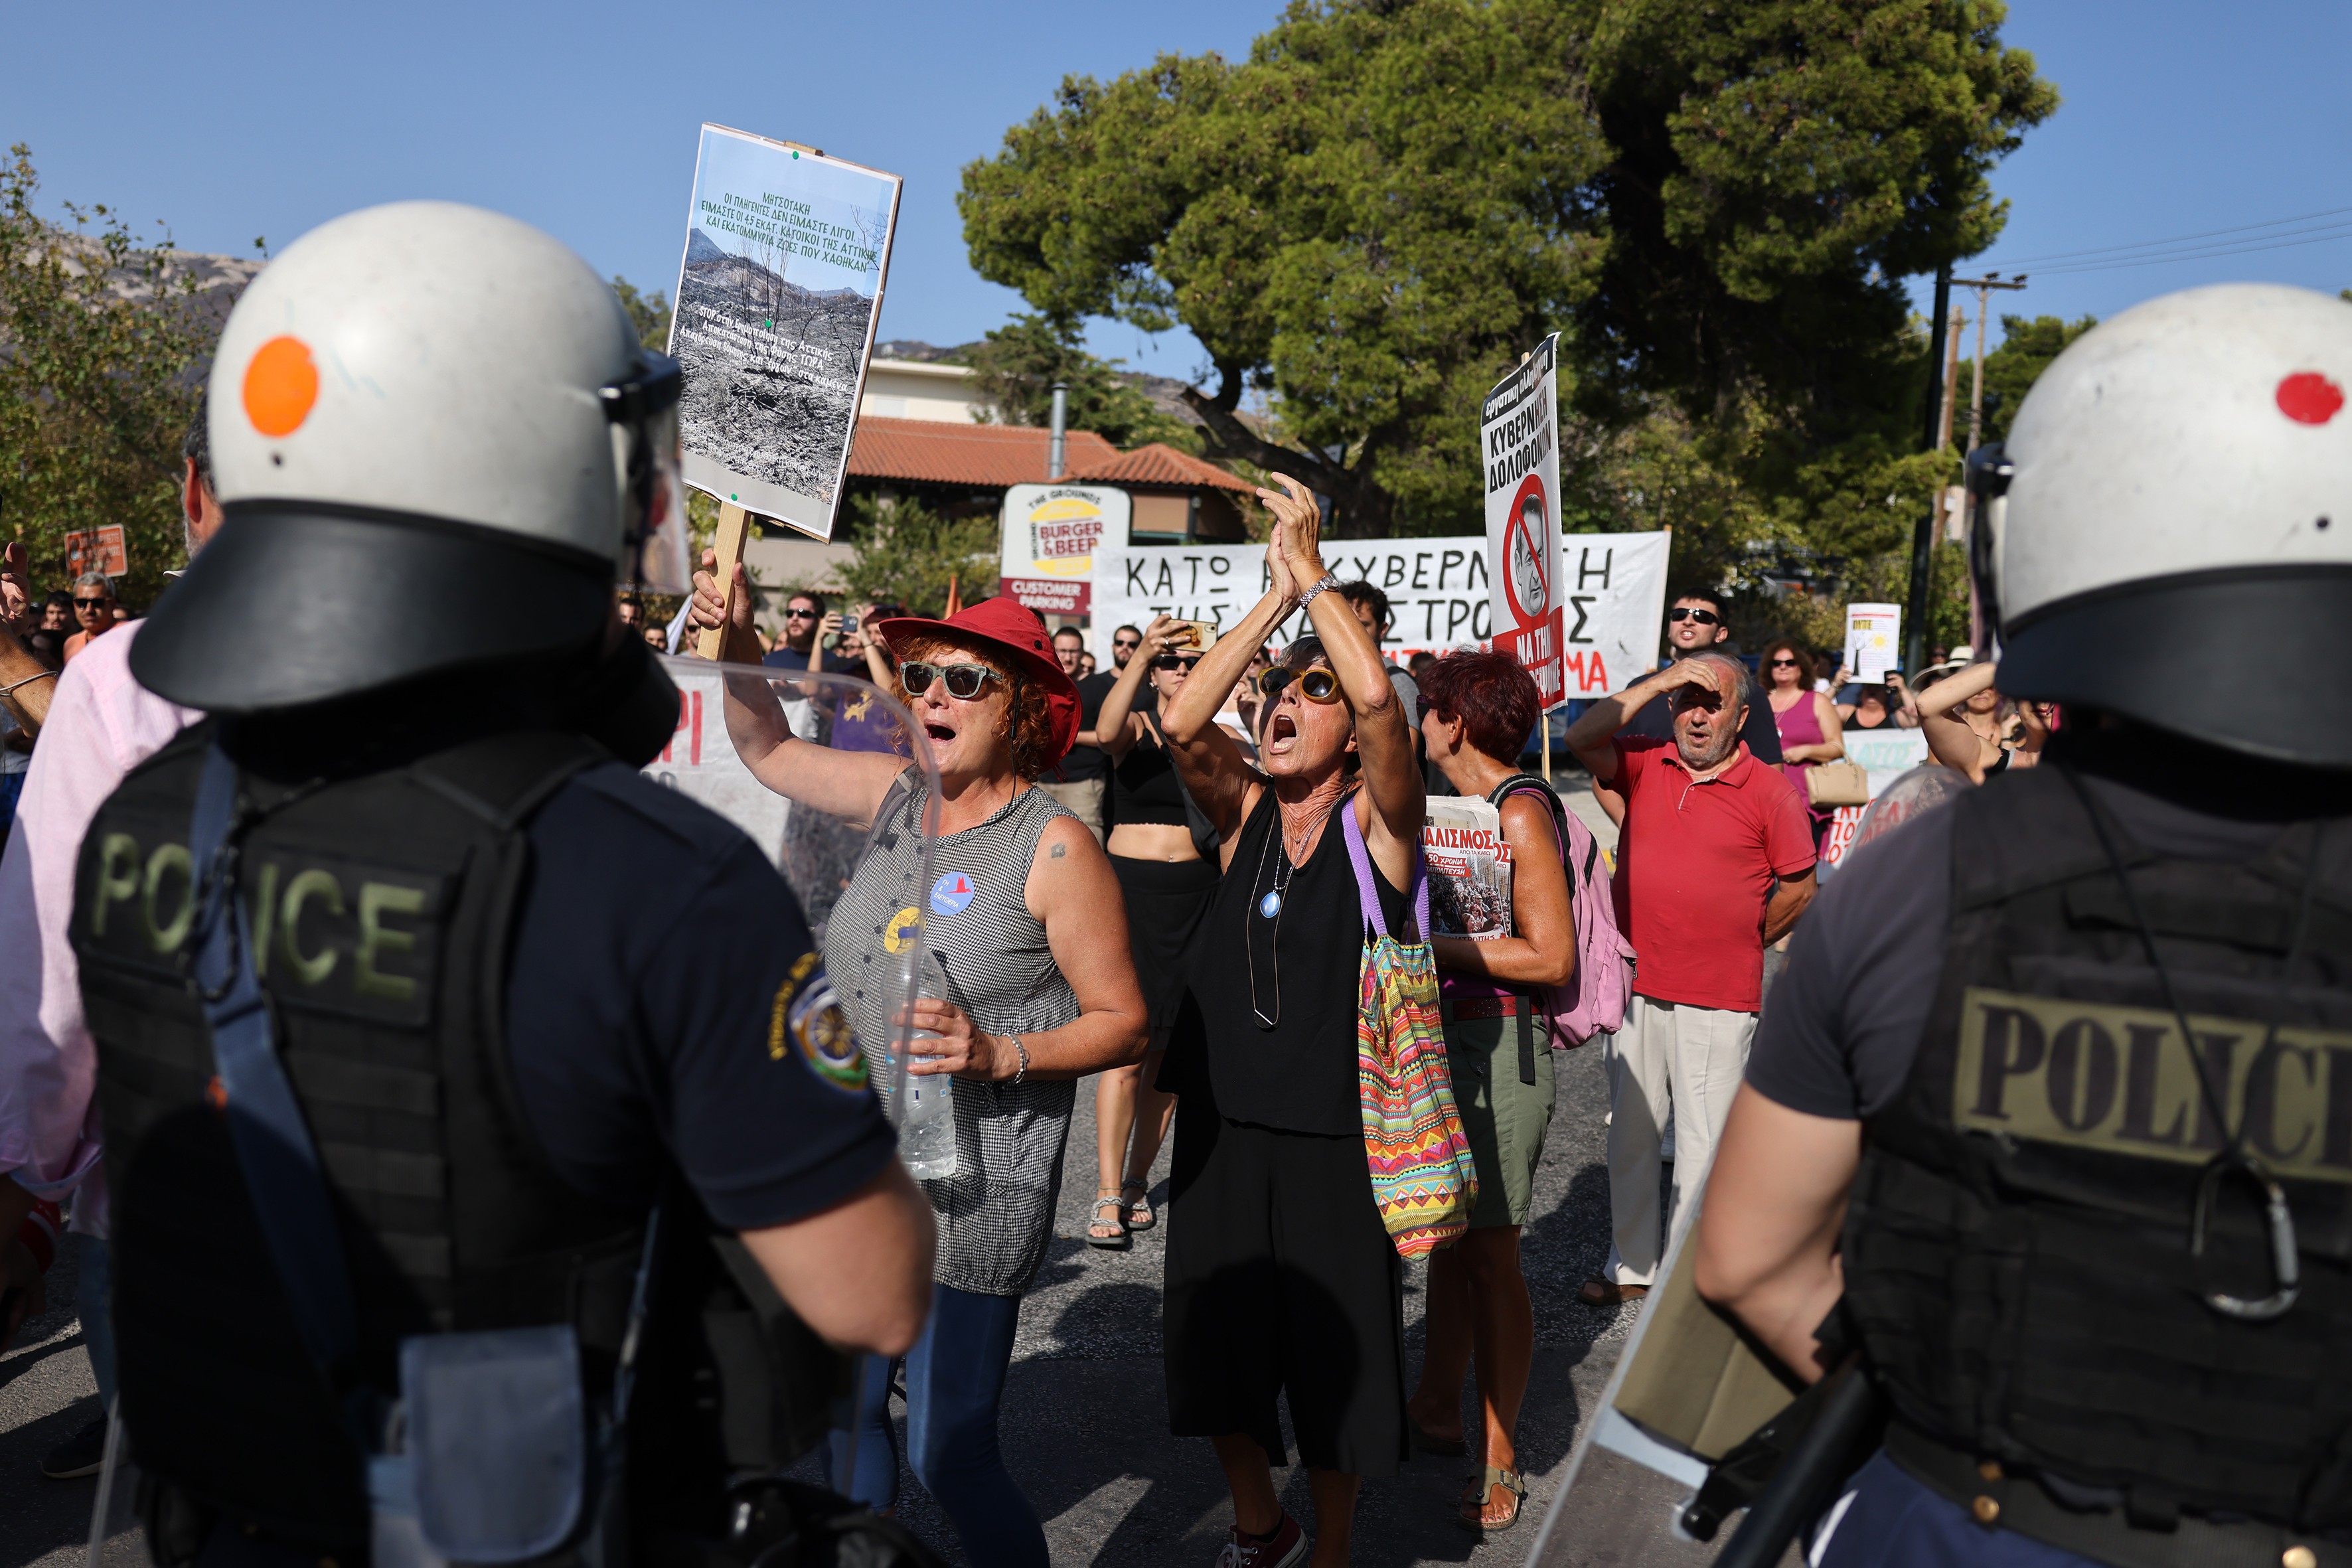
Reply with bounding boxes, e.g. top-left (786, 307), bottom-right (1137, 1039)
top-left (1247, 828), bottom-right (1294, 1026)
